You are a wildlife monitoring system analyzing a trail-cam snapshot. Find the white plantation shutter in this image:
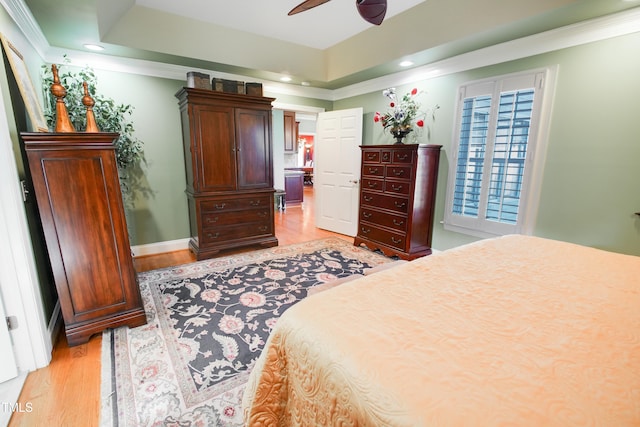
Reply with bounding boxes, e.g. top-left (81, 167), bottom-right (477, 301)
top-left (445, 69), bottom-right (552, 238)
